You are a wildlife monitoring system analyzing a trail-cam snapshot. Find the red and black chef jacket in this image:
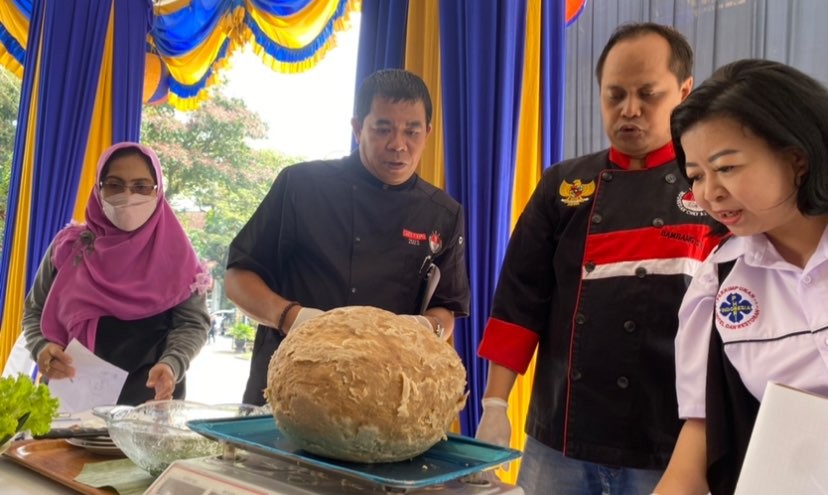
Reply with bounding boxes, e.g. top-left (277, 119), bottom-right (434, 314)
top-left (479, 143), bottom-right (720, 469)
